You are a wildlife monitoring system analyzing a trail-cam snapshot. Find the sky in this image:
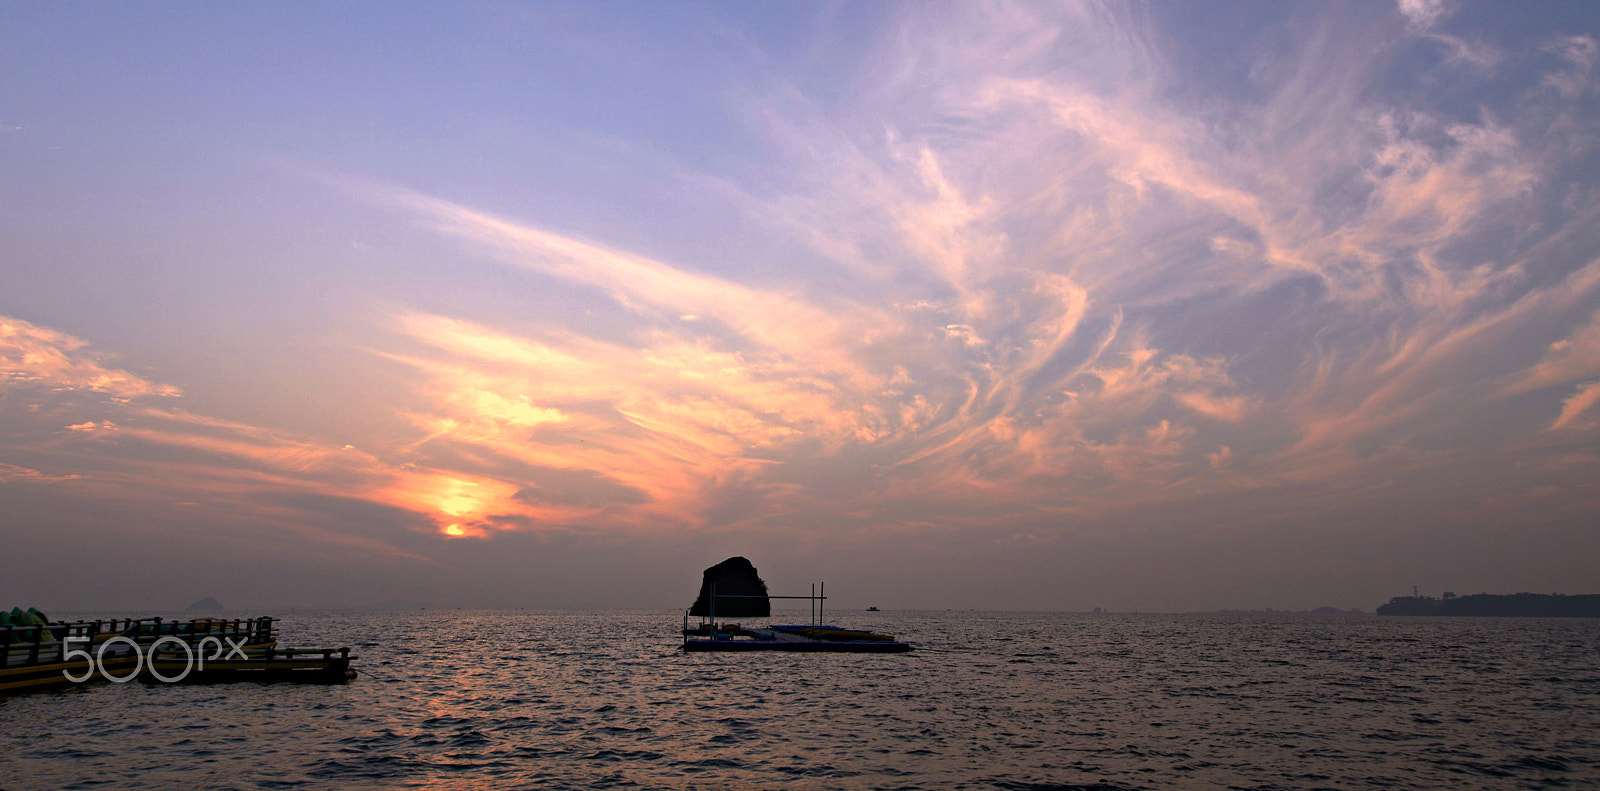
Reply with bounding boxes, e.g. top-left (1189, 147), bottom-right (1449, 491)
top-left (3, 1), bottom-right (1600, 613)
